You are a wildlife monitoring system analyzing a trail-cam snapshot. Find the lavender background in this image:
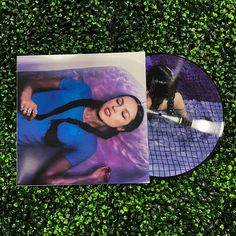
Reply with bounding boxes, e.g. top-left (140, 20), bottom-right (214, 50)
top-left (146, 54), bottom-right (224, 177)
top-left (17, 66), bottom-right (149, 184)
